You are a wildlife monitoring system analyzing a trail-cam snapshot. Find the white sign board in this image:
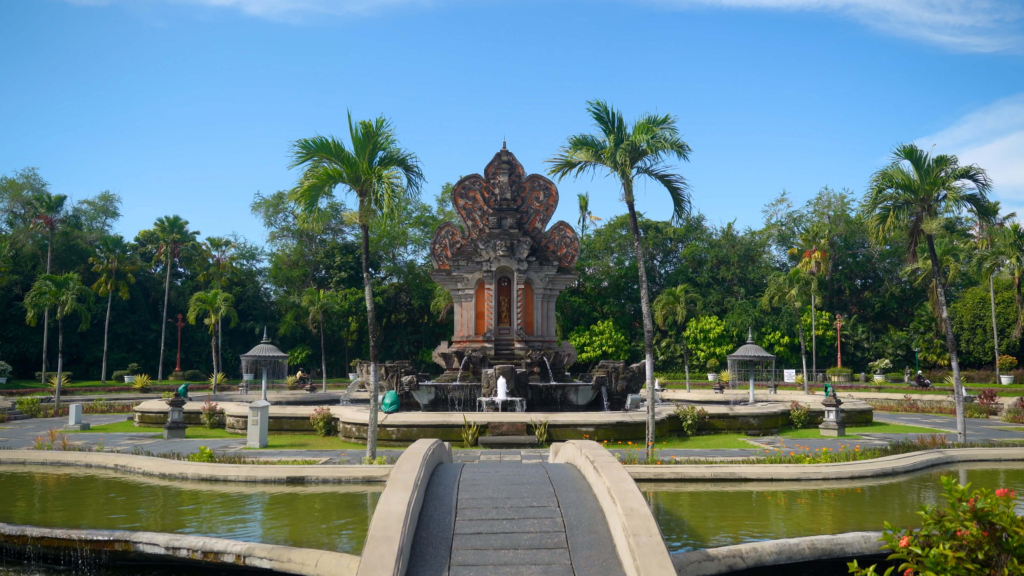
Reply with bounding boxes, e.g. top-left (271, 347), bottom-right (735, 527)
top-left (783, 369), bottom-right (797, 383)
